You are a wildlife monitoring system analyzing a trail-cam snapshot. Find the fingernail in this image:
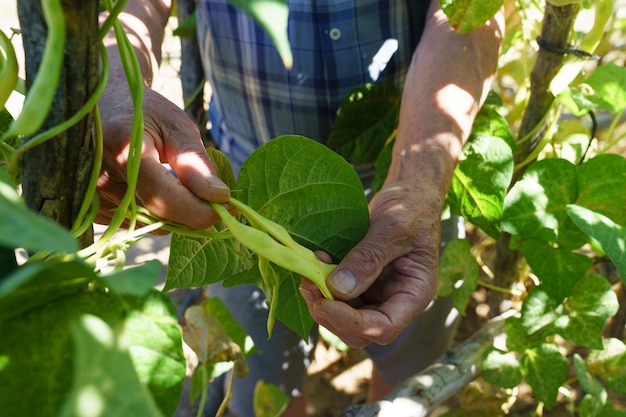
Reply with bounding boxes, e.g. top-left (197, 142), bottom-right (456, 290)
top-left (329, 269), bottom-right (357, 295)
